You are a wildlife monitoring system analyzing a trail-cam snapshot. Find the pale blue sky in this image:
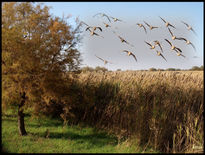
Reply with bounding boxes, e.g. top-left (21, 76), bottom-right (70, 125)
top-left (42, 2), bottom-right (203, 70)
